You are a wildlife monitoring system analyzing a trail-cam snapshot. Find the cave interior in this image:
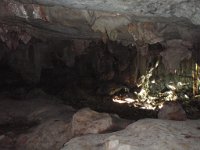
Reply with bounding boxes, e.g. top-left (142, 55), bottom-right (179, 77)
top-left (0, 0), bottom-right (200, 149)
